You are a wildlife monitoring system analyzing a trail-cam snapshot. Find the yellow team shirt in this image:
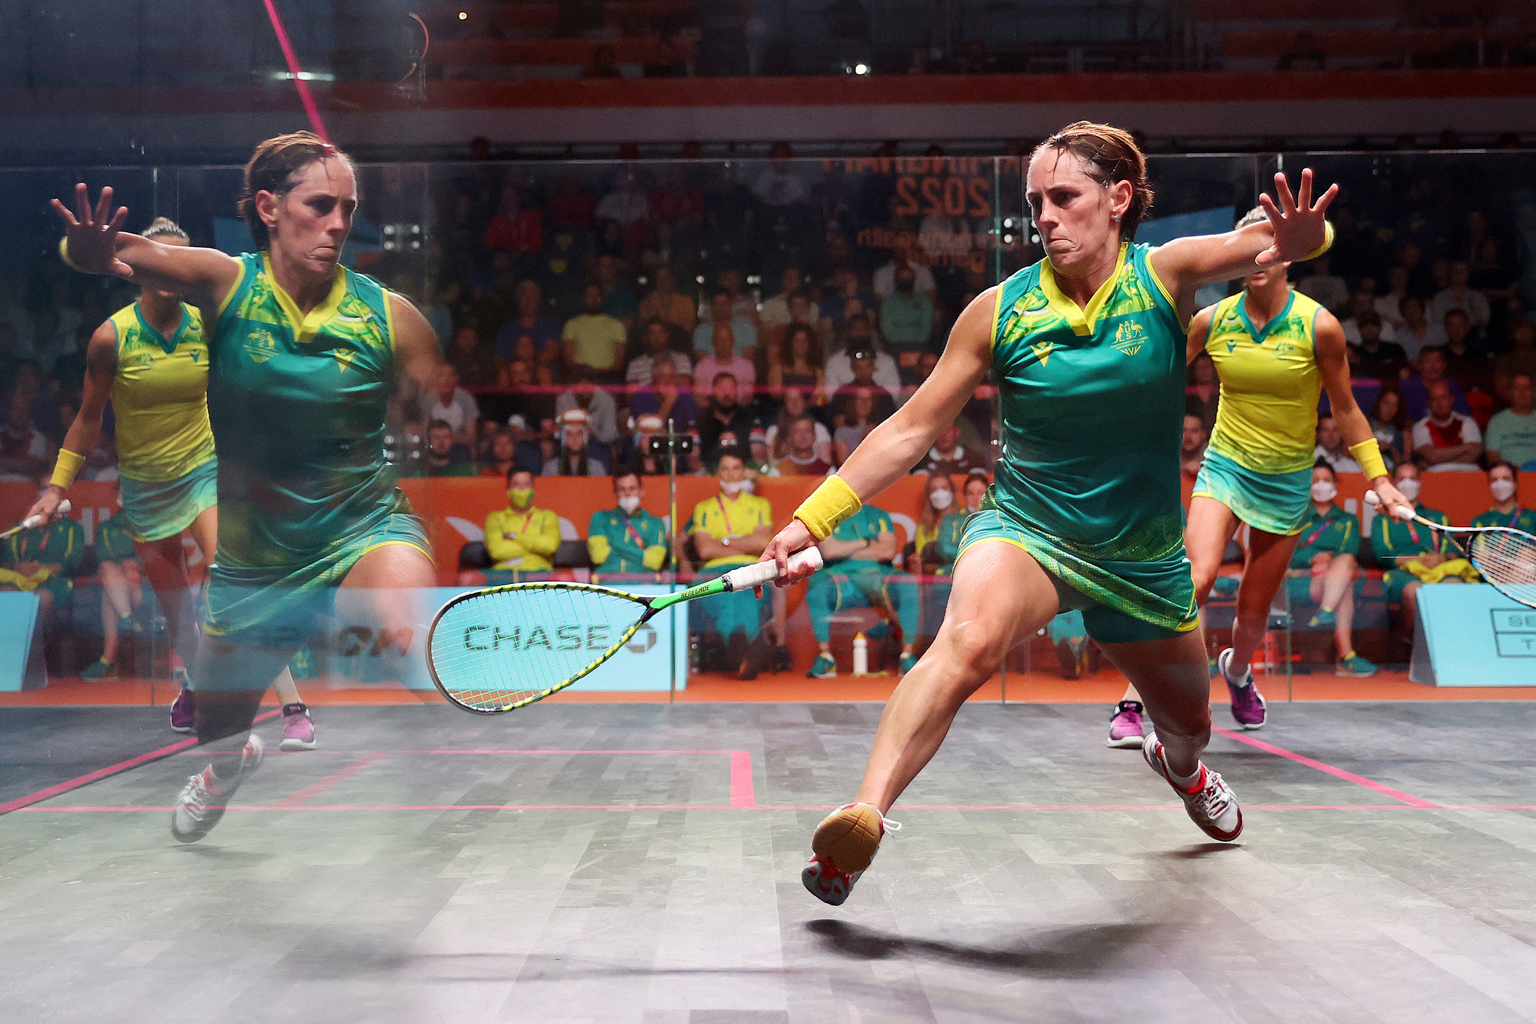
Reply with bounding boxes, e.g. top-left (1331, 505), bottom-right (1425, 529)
top-left (1205, 289), bottom-right (1325, 475)
top-left (689, 492), bottom-right (773, 569)
top-left (484, 506), bottom-right (561, 571)
top-left (109, 302), bottom-right (216, 481)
